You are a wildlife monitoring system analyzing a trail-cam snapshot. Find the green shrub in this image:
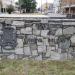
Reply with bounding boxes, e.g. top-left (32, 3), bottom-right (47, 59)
top-left (7, 5), bottom-right (14, 14)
